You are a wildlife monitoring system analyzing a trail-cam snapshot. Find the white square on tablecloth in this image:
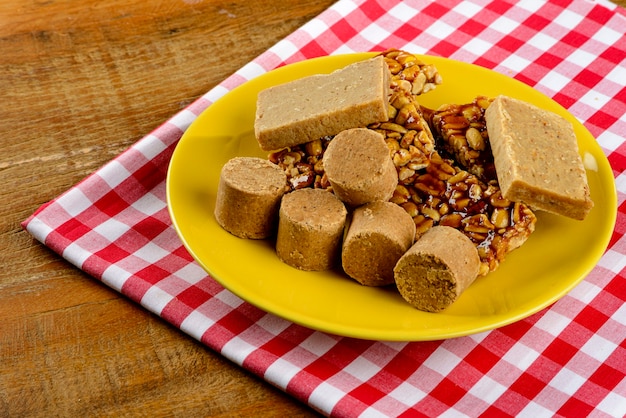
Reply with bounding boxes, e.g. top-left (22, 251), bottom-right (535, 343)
top-left (490, 15), bottom-right (520, 35)
top-left (580, 333), bottom-right (618, 363)
top-left (613, 304), bottom-right (626, 327)
top-left (597, 130), bottom-right (623, 153)
top-left (467, 374), bottom-right (508, 404)
top-left (527, 32), bottom-right (559, 52)
top-left (237, 61), bottom-right (269, 83)
top-left (93, 218), bottom-right (128, 242)
top-left (423, 347), bottom-right (461, 376)
top-left (334, 44), bottom-right (357, 54)
top-left (468, 330), bottom-right (489, 344)
top-left (516, 0), bottom-right (543, 13)
top-left (553, 9), bottom-right (584, 30)
top-left (566, 48), bottom-right (597, 68)
top-left (388, 2), bottom-right (418, 22)
top-left (568, 280), bottom-right (602, 305)
top-left (518, 400), bottom-right (556, 418)
top-left (271, 39), bottom-right (300, 61)
top-left (534, 309), bottom-right (571, 336)
top-left (99, 160), bottom-right (131, 189)
top-left (203, 85), bottom-right (229, 103)
top-left (427, 19), bottom-right (456, 39)
top-left (361, 22), bottom-right (391, 44)
top-left (131, 192), bottom-right (166, 217)
top-left (537, 71), bottom-right (571, 94)
top-left (598, 247), bottom-right (626, 275)
top-left (593, 25), bottom-right (623, 46)
top-left (388, 381), bottom-right (426, 406)
top-left (615, 172), bottom-right (626, 195)
top-left (100, 264), bottom-right (132, 293)
top-left (173, 262), bottom-right (207, 285)
top-left (333, 0), bottom-right (358, 16)
top-left (214, 287), bottom-right (244, 309)
top-left (300, 332), bottom-right (339, 357)
top-left (168, 108), bottom-right (197, 132)
top-left (302, 18), bottom-right (329, 39)
top-left (502, 342), bottom-right (541, 371)
top-left (61, 241), bottom-right (92, 268)
top-left (221, 335), bottom-right (258, 365)
top-left (179, 309), bottom-right (215, 341)
top-left (141, 285), bottom-right (174, 315)
top-left (577, 90), bottom-right (611, 112)
top-left (547, 367), bottom-right (586, 396)
top-left (343, 356), bottom-right (380, 382)
top-left (58, 187), bottom-right (93, 217)
top-left (605, 63), bottom-right (626, 85)
top-left (499, 54), bottom-right (532, 74)
top-left (463, 37), bottom-right (493, 57)
top-left (401, 42), bottom-right (428, 55)
top-left (264, 357), bottom-right (301, 389)
top-left (308, 381), bottom-right (346, 416)
top-left (134, 134), bottom-right (169, 161)
top-left (439, 407), bottom-right (469, 418)
top-left (132, 241), bottom-right (171, 264)
top-left (596, 390), bottom-right (626, 417)
top-left (255, 314), bottom-right (292, 336)
top-left (452, 0), bottom-right (482, 19)
top-left (24, 217), bottom-right (54, 246)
